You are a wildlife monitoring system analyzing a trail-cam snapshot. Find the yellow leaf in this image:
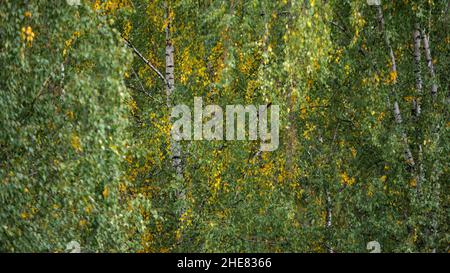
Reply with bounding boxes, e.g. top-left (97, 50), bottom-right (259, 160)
top-left (389, 71), bottom-right (397, 82)
top-left (102, 186), bottom-right (109, 198)
top-left (70, 134), bottom-right (82, 152)
top-left (410, 178), bottom-right (417, 187)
